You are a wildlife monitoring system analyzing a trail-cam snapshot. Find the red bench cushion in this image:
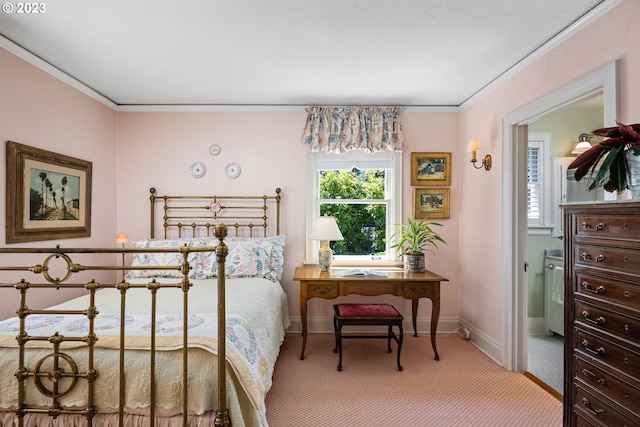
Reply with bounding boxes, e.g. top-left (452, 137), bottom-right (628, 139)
top-left (337, 303), bottom-right (399, 317)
